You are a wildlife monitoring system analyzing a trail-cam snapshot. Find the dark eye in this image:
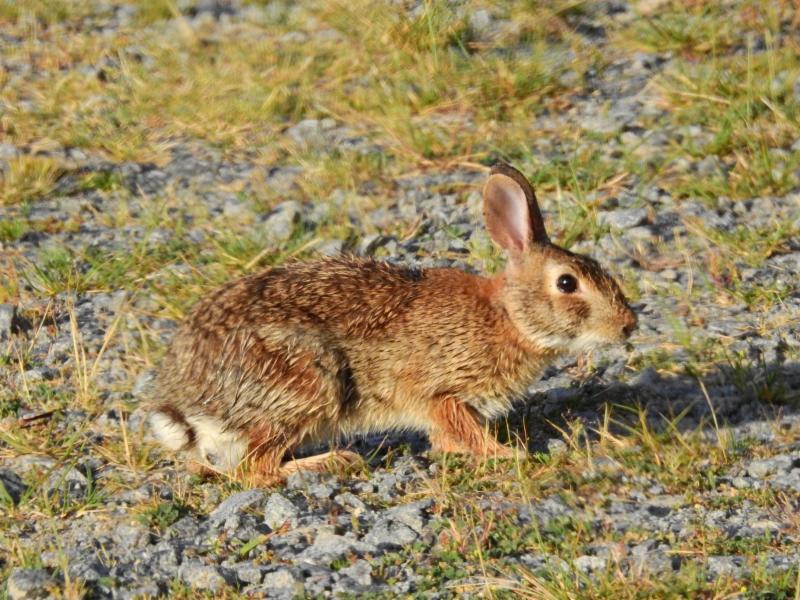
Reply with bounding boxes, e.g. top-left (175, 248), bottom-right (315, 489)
top-left (557, 274), bottom-right (578, 294)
